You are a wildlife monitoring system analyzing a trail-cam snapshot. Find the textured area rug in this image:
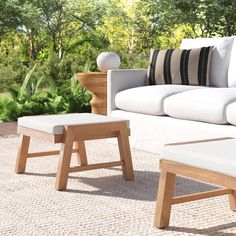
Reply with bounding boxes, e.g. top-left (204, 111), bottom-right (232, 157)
top-left (0, 136), bottom-right (236, 235)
